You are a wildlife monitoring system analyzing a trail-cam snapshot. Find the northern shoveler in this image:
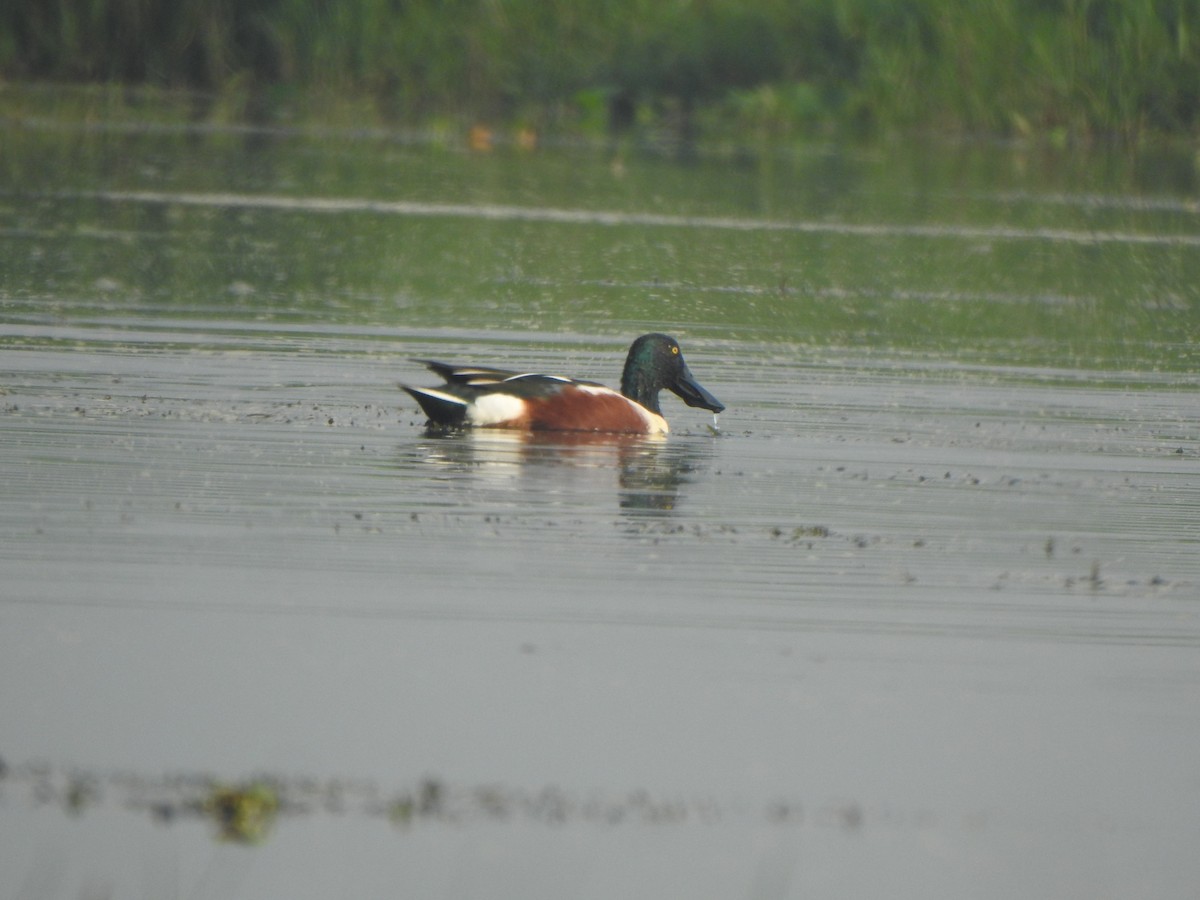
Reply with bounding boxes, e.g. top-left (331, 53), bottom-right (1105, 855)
top-left (401, 333), bottom-right (724, 434)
